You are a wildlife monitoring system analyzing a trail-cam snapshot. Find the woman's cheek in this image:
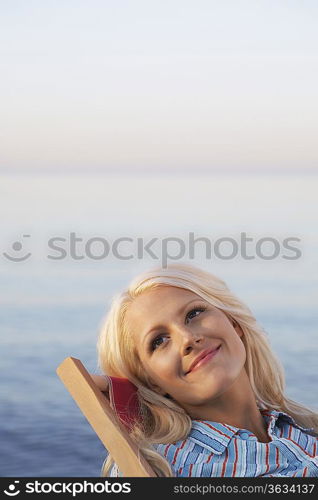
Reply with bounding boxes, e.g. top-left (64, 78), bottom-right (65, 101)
top-left (147, 357), bottom-right (170, 381)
